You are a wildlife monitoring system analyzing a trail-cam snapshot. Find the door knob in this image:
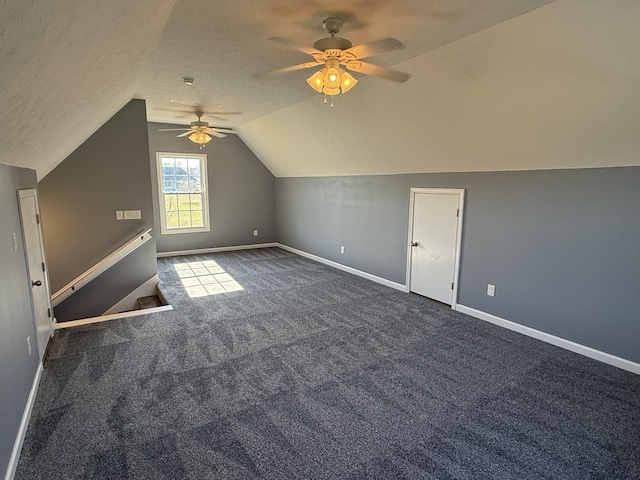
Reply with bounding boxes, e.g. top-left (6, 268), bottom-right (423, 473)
top-left (411, 242), bottom-right (418, 247)
top-left (32, 280), bottom-right (42, 287)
